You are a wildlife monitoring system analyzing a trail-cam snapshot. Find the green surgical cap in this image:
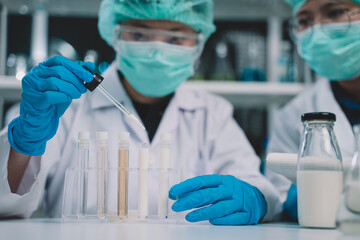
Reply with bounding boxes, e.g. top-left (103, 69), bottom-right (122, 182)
top-left (285, 0), bottom-right (360, 15)
top-left (98, 0), bottom-right (216, 47)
